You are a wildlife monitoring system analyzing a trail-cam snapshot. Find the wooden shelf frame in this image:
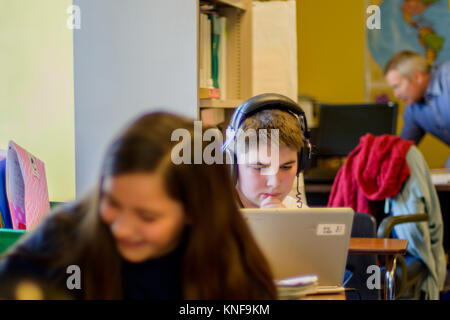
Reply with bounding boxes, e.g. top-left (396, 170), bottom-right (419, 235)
top-left (202, 0), bottom-right (248, 11)
top-left (199, 99), bottom-right (243, 109)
